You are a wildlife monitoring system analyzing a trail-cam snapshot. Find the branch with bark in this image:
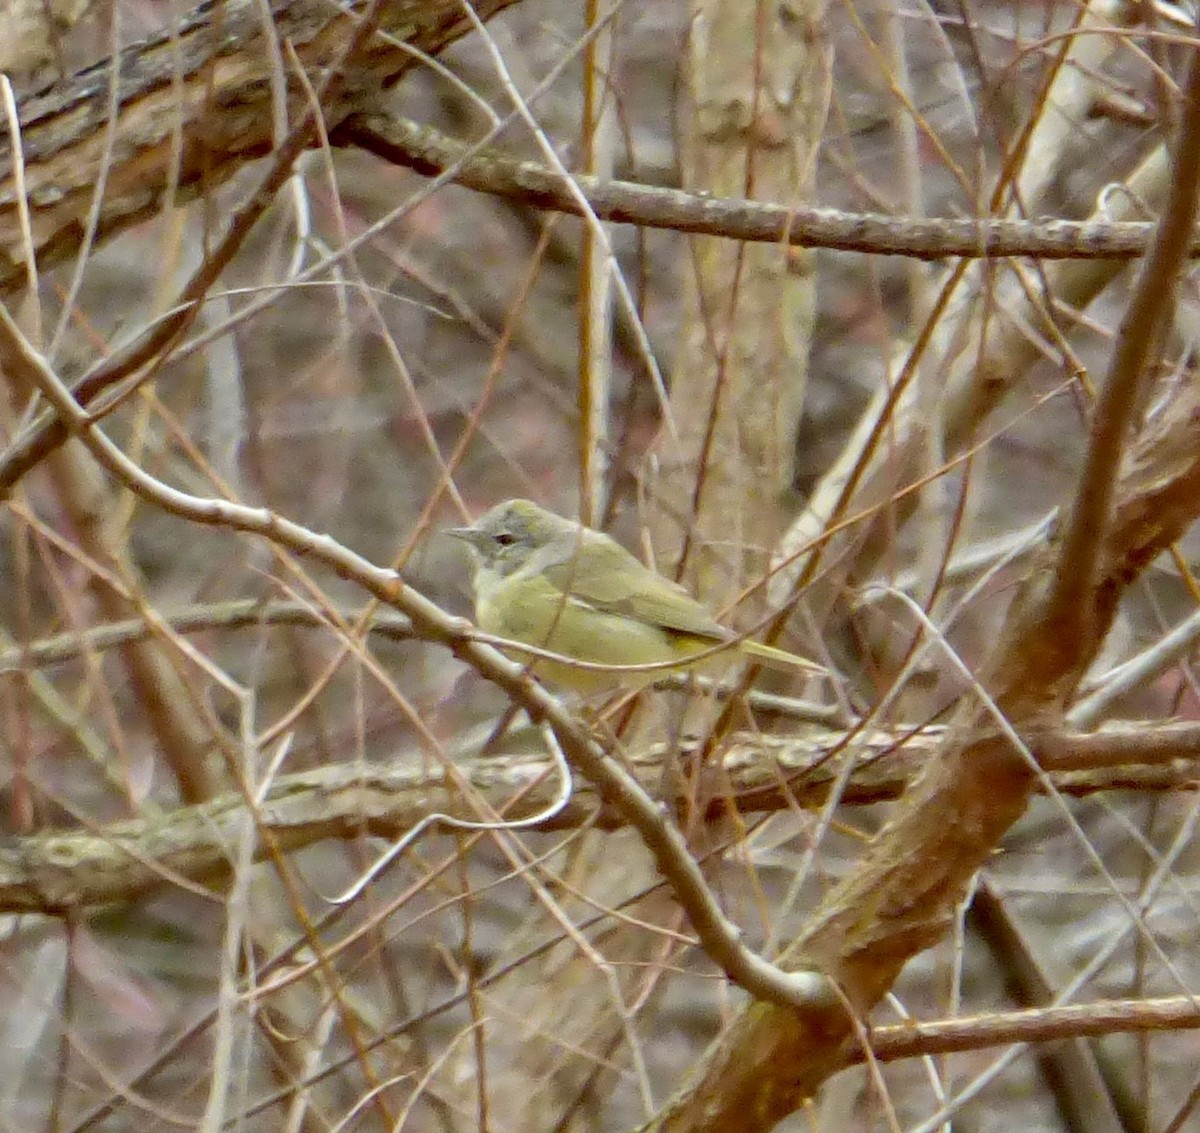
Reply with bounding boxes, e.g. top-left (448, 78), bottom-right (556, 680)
top-left (4, 718), bottom-right (1198, 915)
